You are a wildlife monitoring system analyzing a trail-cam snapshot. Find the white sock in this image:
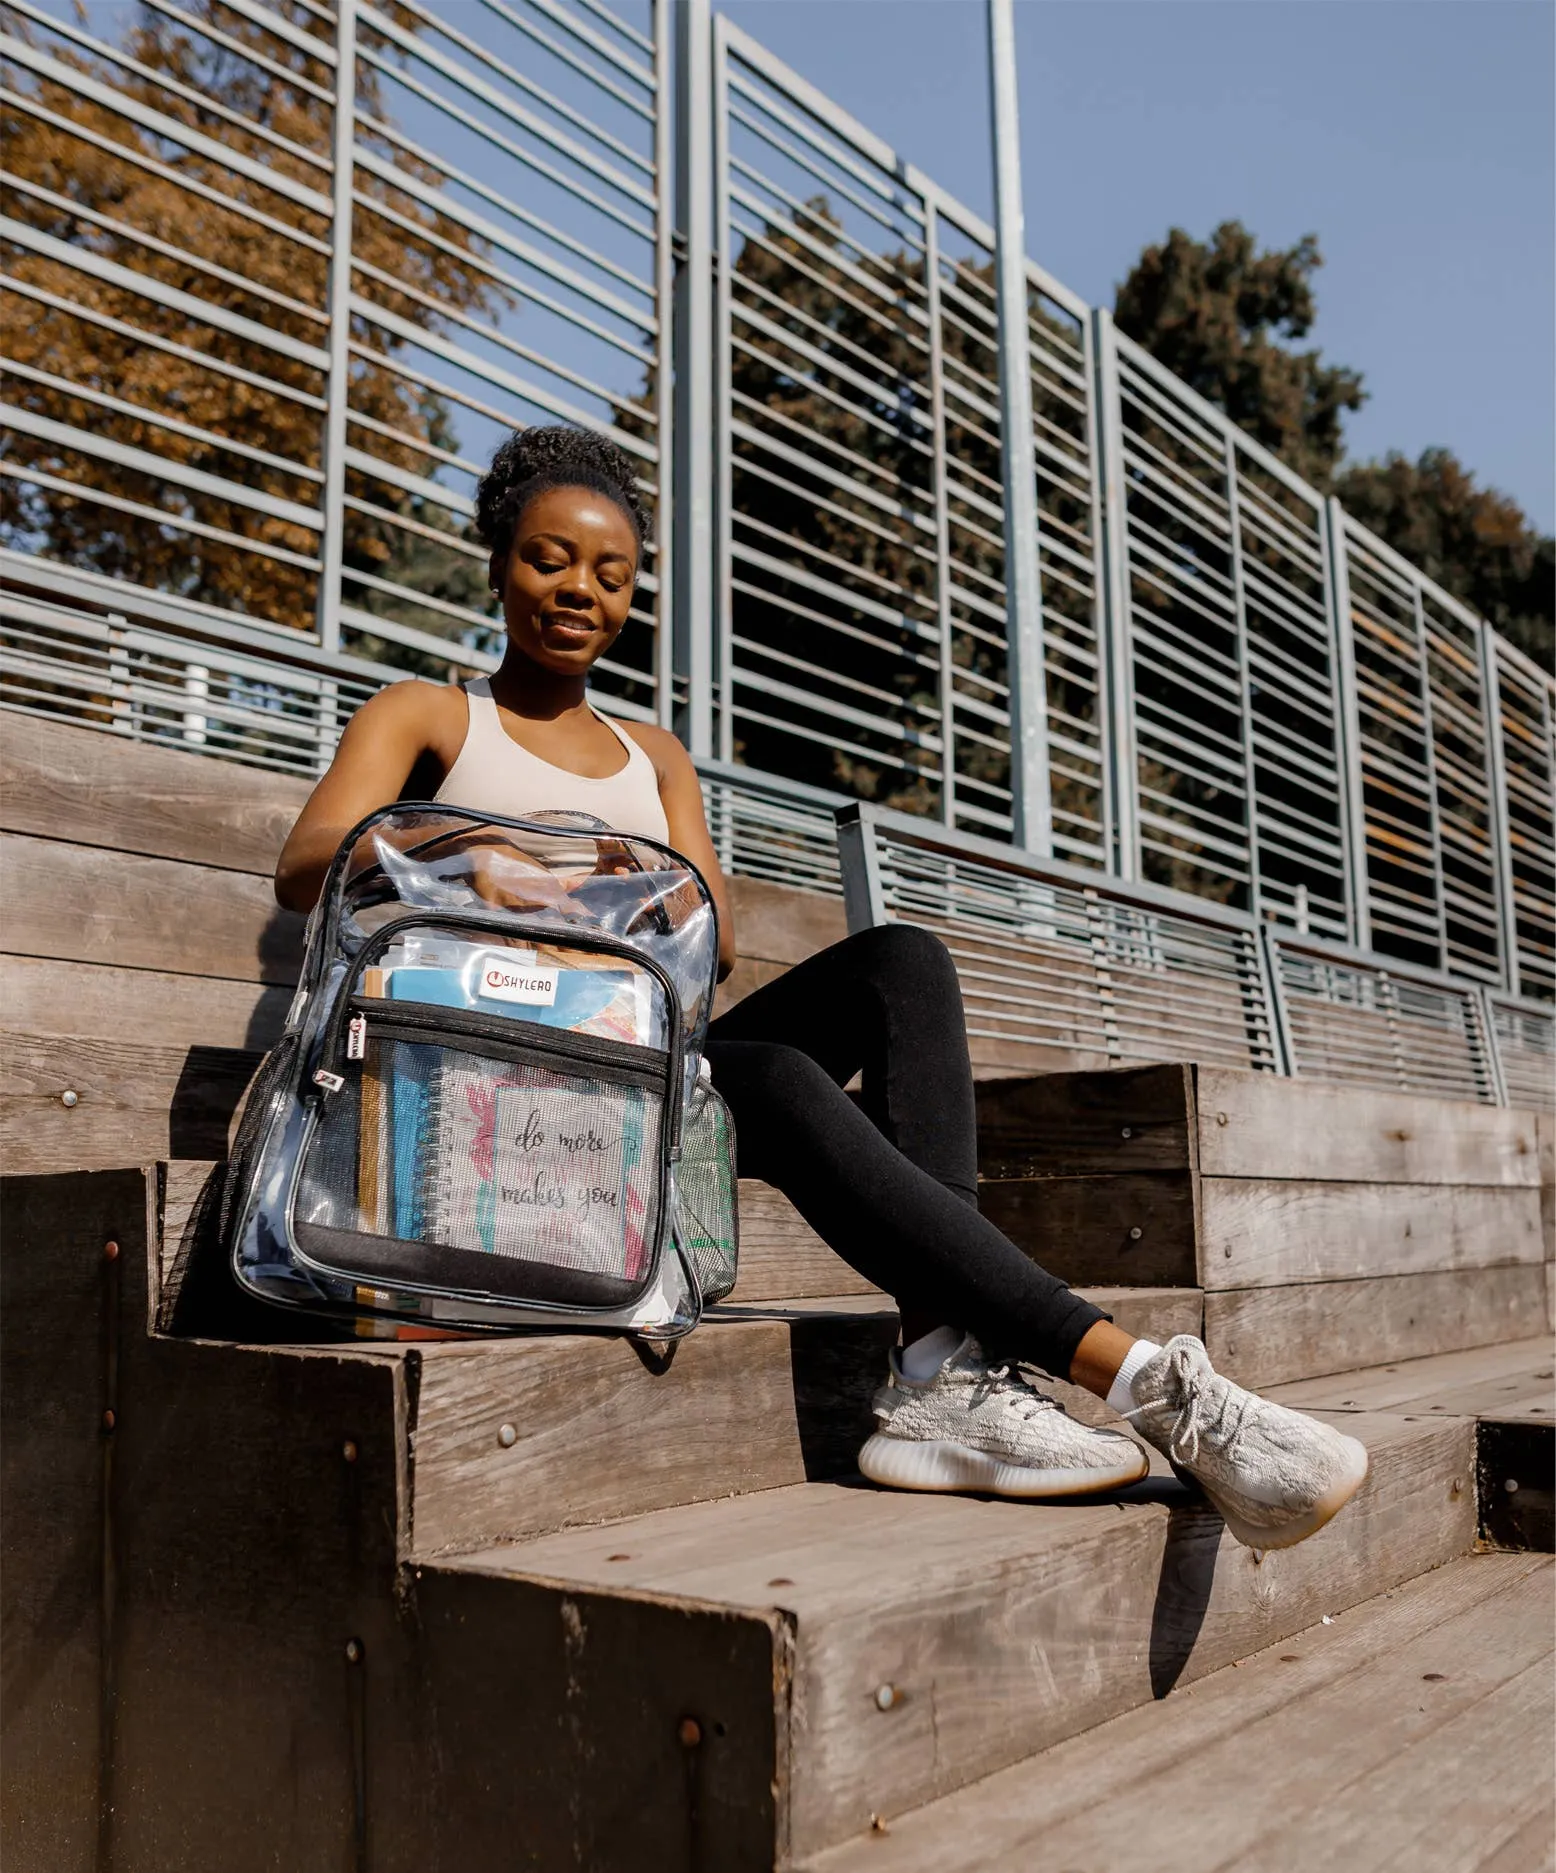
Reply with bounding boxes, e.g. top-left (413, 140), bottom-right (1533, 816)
top-left (900, 1324), bottom-right (964, 1383)
top-left (1106, 1339), bottom-right (1164, 1417)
